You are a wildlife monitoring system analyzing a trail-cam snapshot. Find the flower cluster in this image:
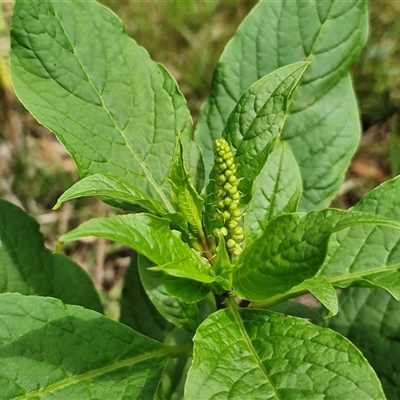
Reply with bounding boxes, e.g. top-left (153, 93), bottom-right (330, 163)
top-left (213, 137), bottom-right (243, 256)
